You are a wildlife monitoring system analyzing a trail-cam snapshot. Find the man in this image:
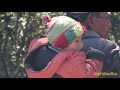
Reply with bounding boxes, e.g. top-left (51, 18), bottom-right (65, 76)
top-left (66, 12), bottom-right (120, 78)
